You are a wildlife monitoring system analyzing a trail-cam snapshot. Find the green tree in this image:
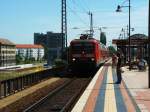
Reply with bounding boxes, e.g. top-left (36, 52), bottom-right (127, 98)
top-left (29, 57), bottom-right (35, 62)
top-left (24, 57), bottom-right (30, 64)
top-left (54, 58), bottom-right (67, 67)
top-left (100, 32), bottom-right (107, 45)
top-left (16, 55), bottom-right (23, 64)
top-left (108, 46), bottom-right (117, 54)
